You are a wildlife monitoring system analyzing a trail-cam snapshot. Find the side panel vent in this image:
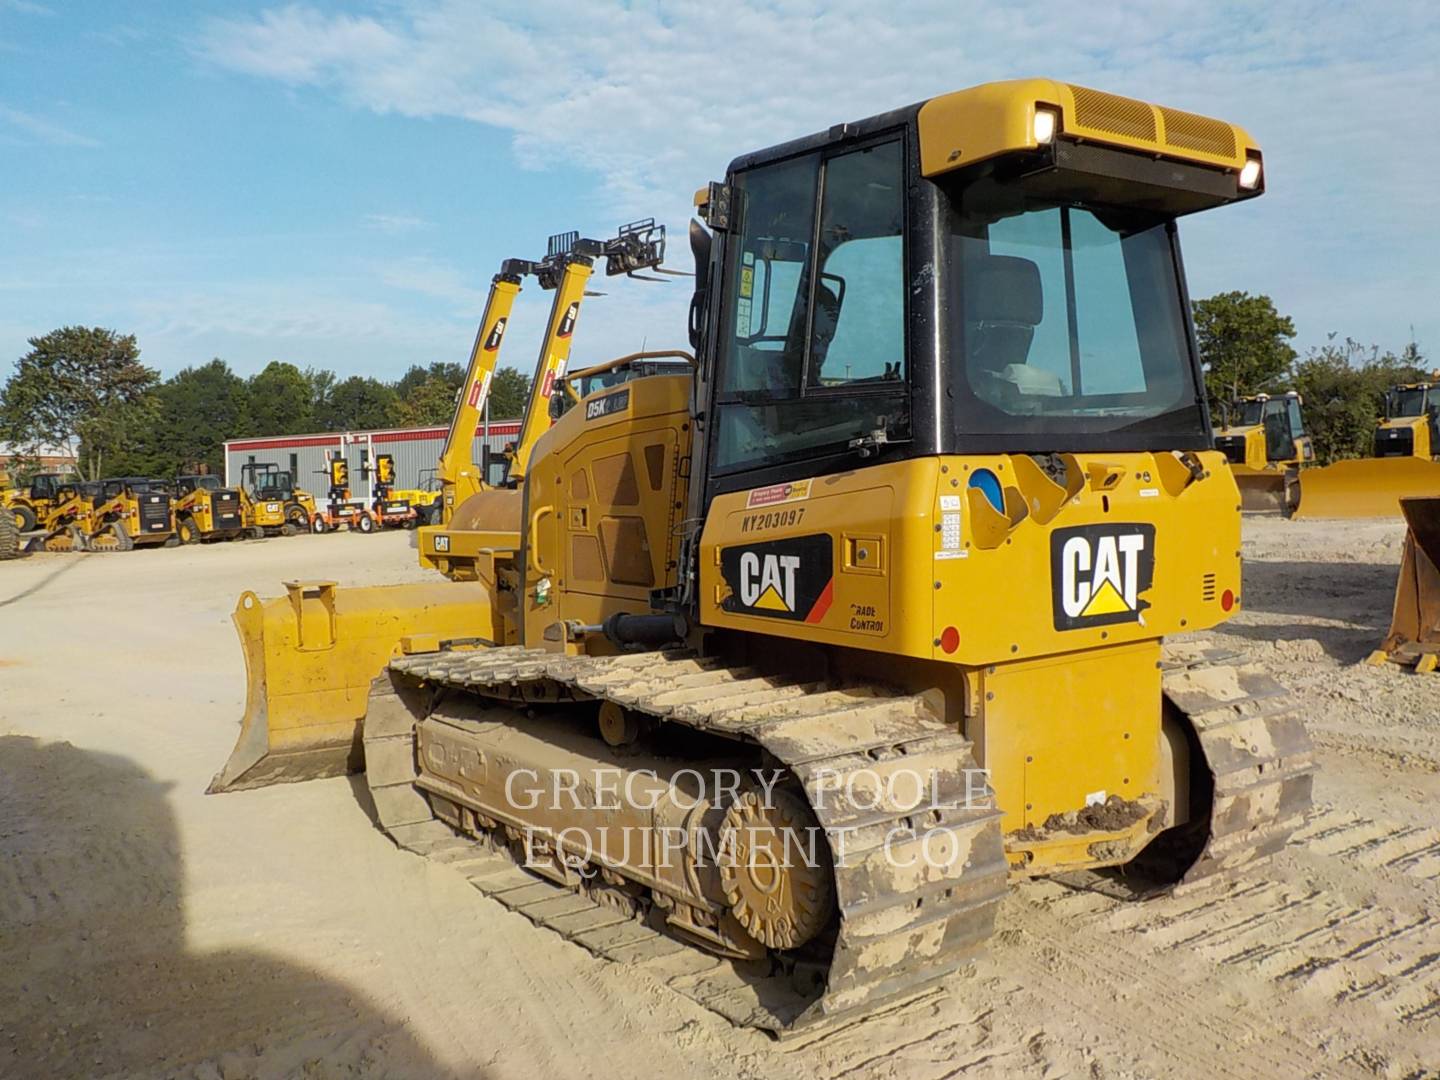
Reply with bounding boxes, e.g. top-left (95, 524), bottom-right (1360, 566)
top-left (1201, 573), bottom-right (1218, 602)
